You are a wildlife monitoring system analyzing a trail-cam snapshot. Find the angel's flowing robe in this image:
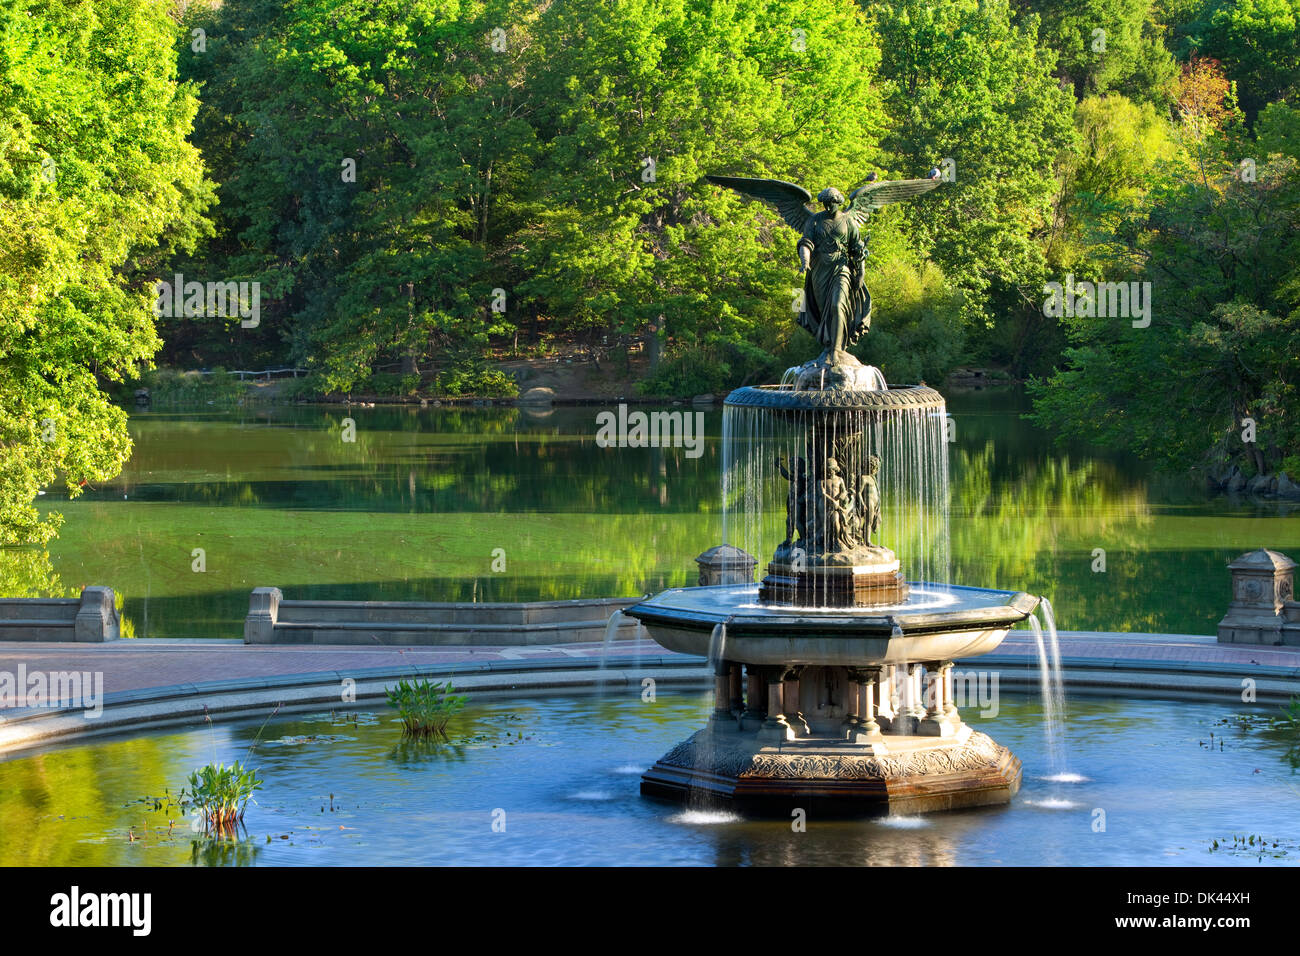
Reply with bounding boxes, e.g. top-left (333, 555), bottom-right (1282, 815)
top-left (796, 210), bottom-right (872, 353)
